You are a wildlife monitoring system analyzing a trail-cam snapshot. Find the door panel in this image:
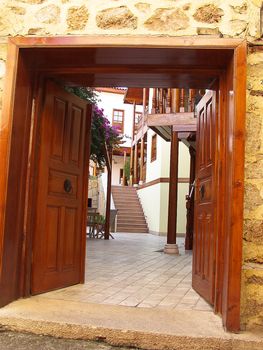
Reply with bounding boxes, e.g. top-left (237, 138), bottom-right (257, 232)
top-left (31, 80), bottom-right (90, 295)
top-left (192, 90), bottom-right (217, 305)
